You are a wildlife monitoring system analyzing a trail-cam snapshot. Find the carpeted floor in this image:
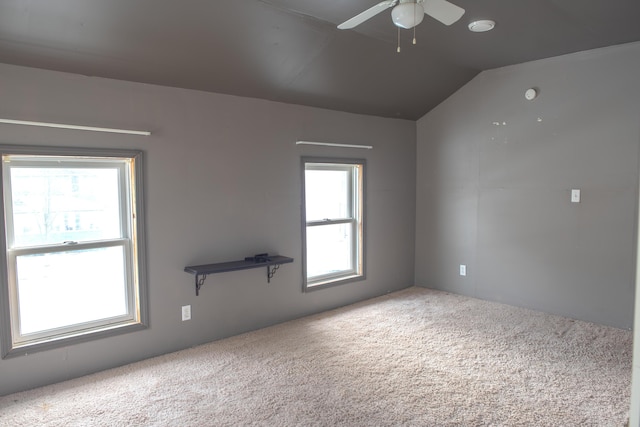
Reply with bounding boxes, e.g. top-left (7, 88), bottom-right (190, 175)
top-left (0, 287), bottom-right (632, 426)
